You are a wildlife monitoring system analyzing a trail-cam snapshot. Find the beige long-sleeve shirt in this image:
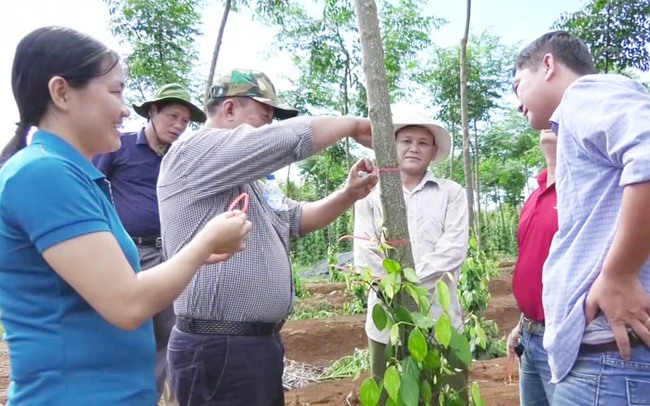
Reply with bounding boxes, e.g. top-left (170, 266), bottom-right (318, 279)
top-left (353, 171), bottom-right (469, 343)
